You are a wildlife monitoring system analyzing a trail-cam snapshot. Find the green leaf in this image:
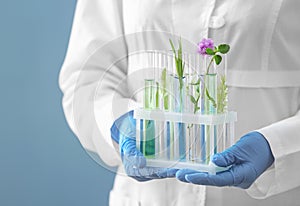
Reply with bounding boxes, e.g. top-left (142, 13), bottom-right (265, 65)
top-left (161, 68), bottom-right (169, 110)
top-left (191, 81), bottom-right (200, 86)
top-left (196, 85), bottom-right (200, 94)
top-left (218, 44), bottom-right (230, 54)
top-left (205, 88), bottom-right (217, 108)
top-left (169, 39), bottom-right (177, 58)
top-left (193, 106), bottom-right (201, 113)
top-left (175, 61), bottom-right (180, 77)
top-left (214, 55), bottom-right (222, 65)
top-left (217, 75), bottom-right (228, 113)
top-left (161, 68), bottom-right (167, 87)
top-left (190, 95), bottom-right (197, 104)
top-left (178, 38), bottom-right (182, 58)
top-left (191, 77), bottom-right (200, 86)
top-left (164, 95), bottom-right (169, 110)
top-left (178, 39), bottom-right (184, 77)
top-left (206, 48), bottom-right (215, 55)
top-left (170, 38), bottom-right (184, 79)
top-left (155, 82), bottom-right (159, 108)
